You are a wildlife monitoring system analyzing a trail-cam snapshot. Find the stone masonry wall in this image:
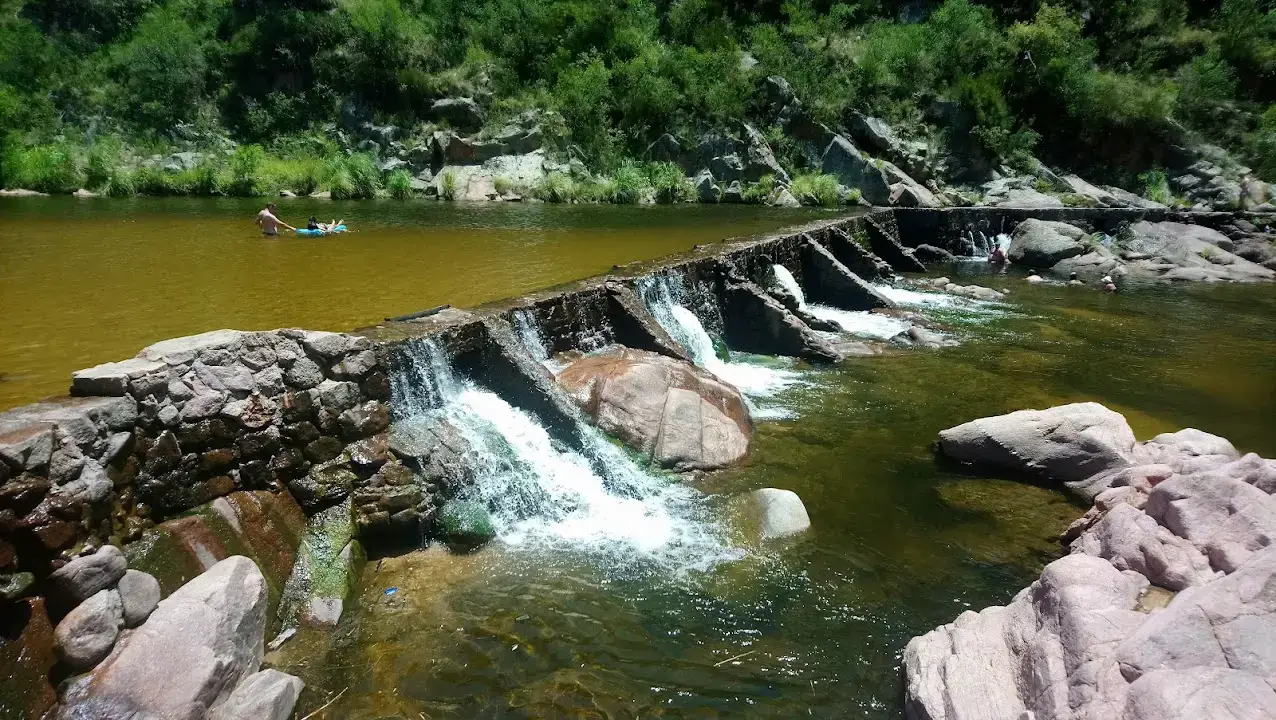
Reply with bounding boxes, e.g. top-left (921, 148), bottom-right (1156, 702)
top-left (0, 328), bottom-right (396, 591)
